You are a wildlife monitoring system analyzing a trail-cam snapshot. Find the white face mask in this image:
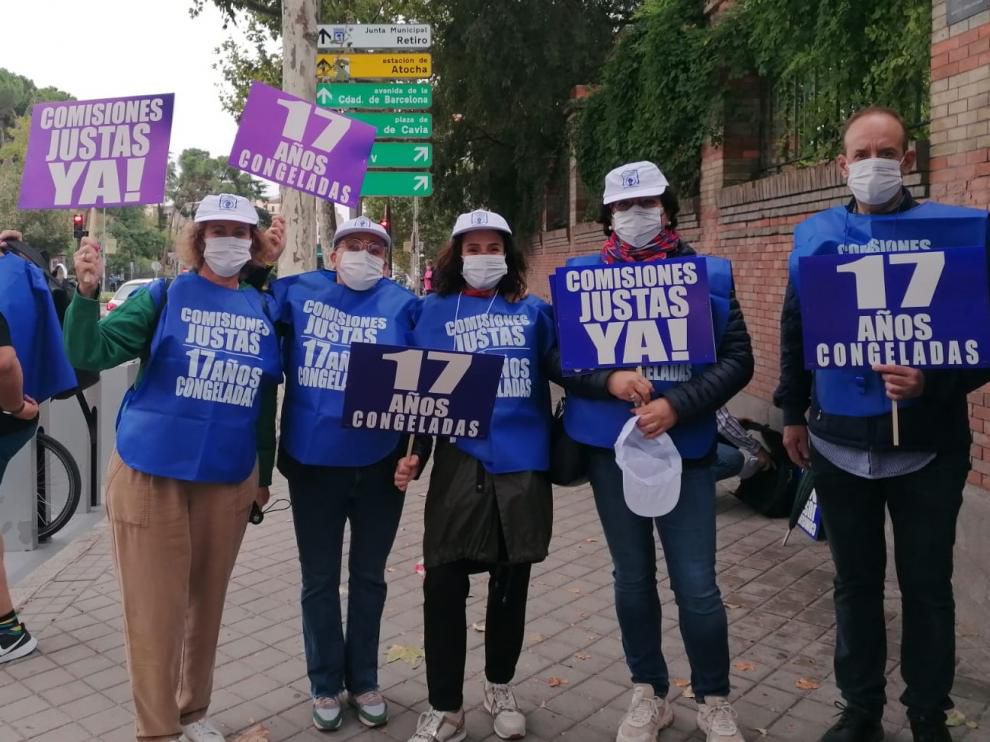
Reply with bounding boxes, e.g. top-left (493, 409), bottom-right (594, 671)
top-left (336, 249), bottom-right (384, 291)
top-left (462, 254), bottom-right (508, 290)
top-left (203, 236), bottom-right (252, 277)
top-left (611, 206), bottom-right (663, 247)
top-left (847, 157), bottom-right (904, 206)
